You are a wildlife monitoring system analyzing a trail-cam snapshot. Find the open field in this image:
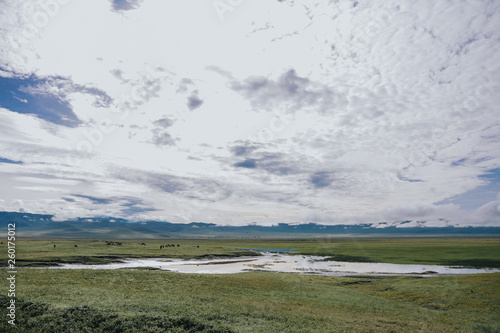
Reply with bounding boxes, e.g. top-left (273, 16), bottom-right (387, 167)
top-left (0, 269), bottom-right (499, 332)
top-left (1, 238), bottom-right (500, 332)
top-left (2, 237), bottom-right (500, 268)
